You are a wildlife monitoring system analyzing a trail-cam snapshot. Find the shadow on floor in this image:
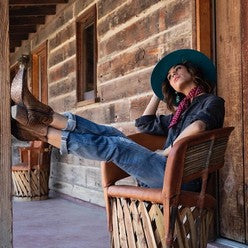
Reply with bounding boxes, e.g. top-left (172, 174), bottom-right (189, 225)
top-left (13, 197), bottom-right (110, 248)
